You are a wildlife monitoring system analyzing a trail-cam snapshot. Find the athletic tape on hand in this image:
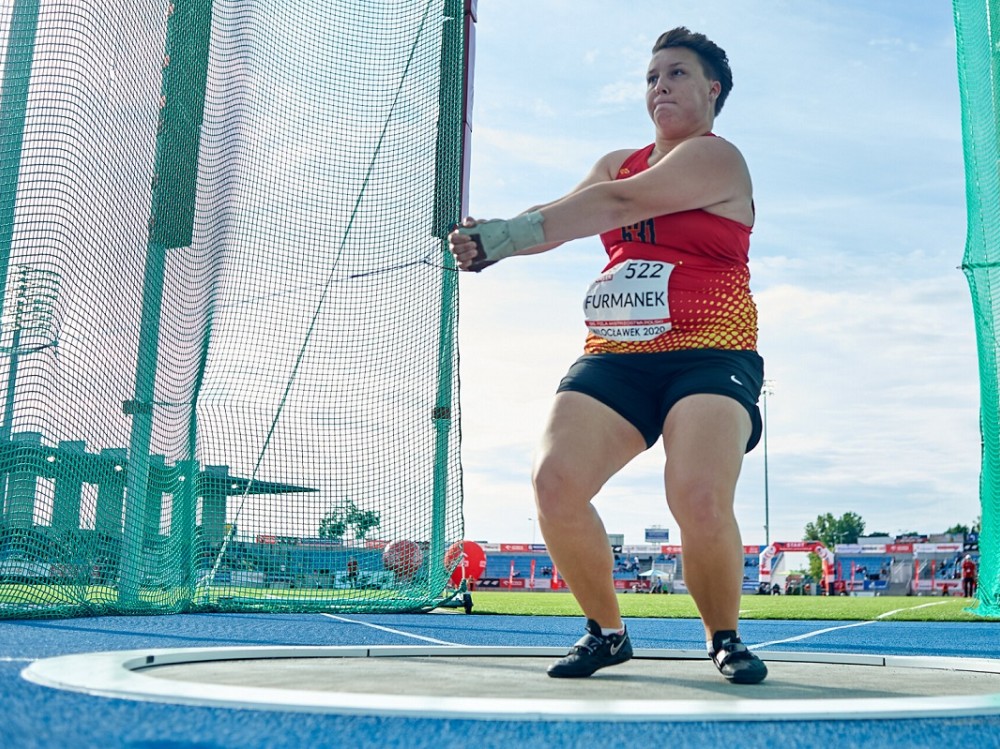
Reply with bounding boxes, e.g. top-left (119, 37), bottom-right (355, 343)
top-left (457, 212), bottom-right (545, 272)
